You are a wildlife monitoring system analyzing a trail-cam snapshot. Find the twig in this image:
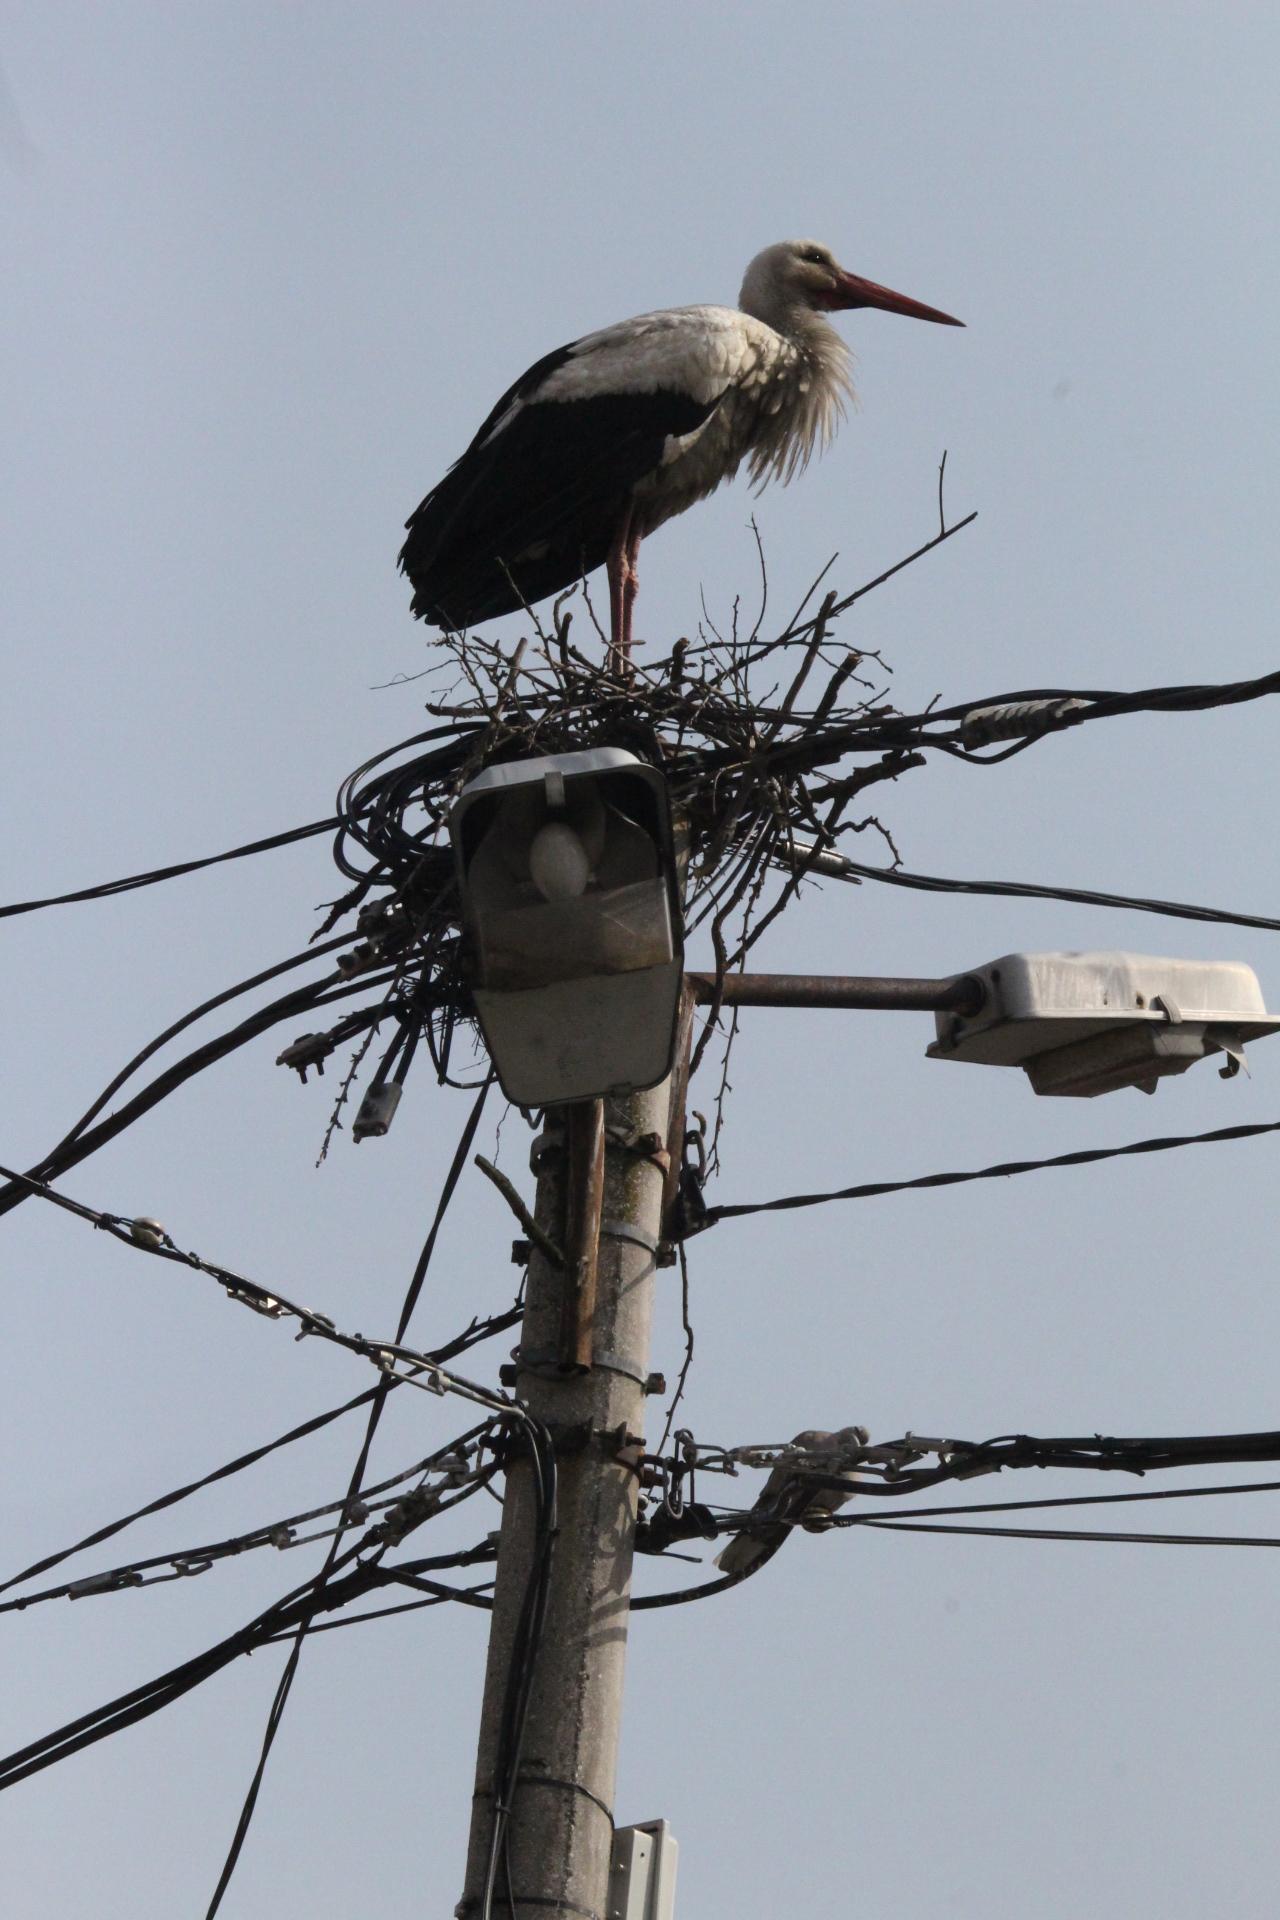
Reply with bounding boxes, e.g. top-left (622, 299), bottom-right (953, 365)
top-left (655, 1242), bottom-right (696, 1459)
top-left (746, 517), bottom-right (769, 646)
top-left (473, 1155), bottom-right (564, 1267)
